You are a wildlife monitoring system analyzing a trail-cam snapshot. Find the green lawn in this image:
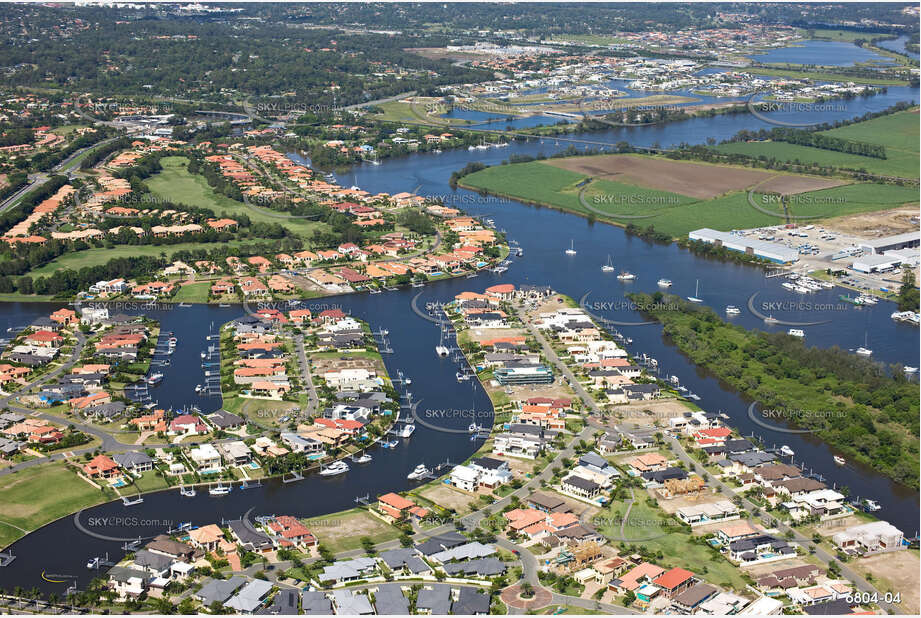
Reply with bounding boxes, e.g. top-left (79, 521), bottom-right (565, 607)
top-left (0, 462), bottom-right (110, 548)
top-left (458, 158), bottom-right (917, 237)
top-left (594, 498), bottom-right (749, 591)
top-left (743, 66), bottom-right (909, 86)
top-left (798, 28), bottom-right (889, 43)
top-left (171, 281), bottom-right (212, 303)
top-left (146, 156), bottom-right (328, 239)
